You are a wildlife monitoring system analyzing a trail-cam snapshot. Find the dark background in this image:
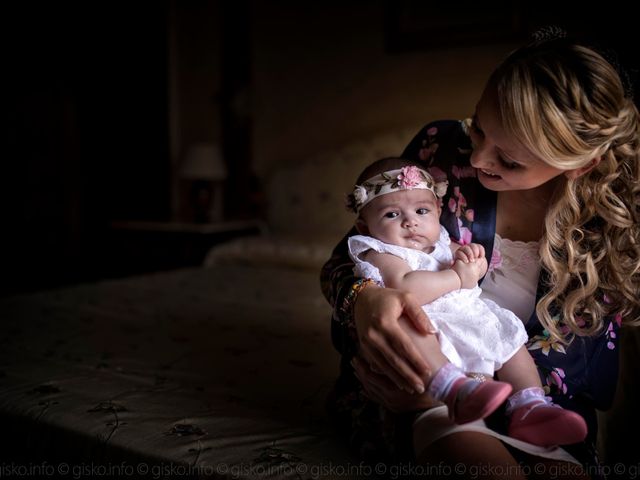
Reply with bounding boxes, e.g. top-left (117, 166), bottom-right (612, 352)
top-left (5, 2), bottom-right (171, 293)
top-left (3, 1), bottom-right (638, 296)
